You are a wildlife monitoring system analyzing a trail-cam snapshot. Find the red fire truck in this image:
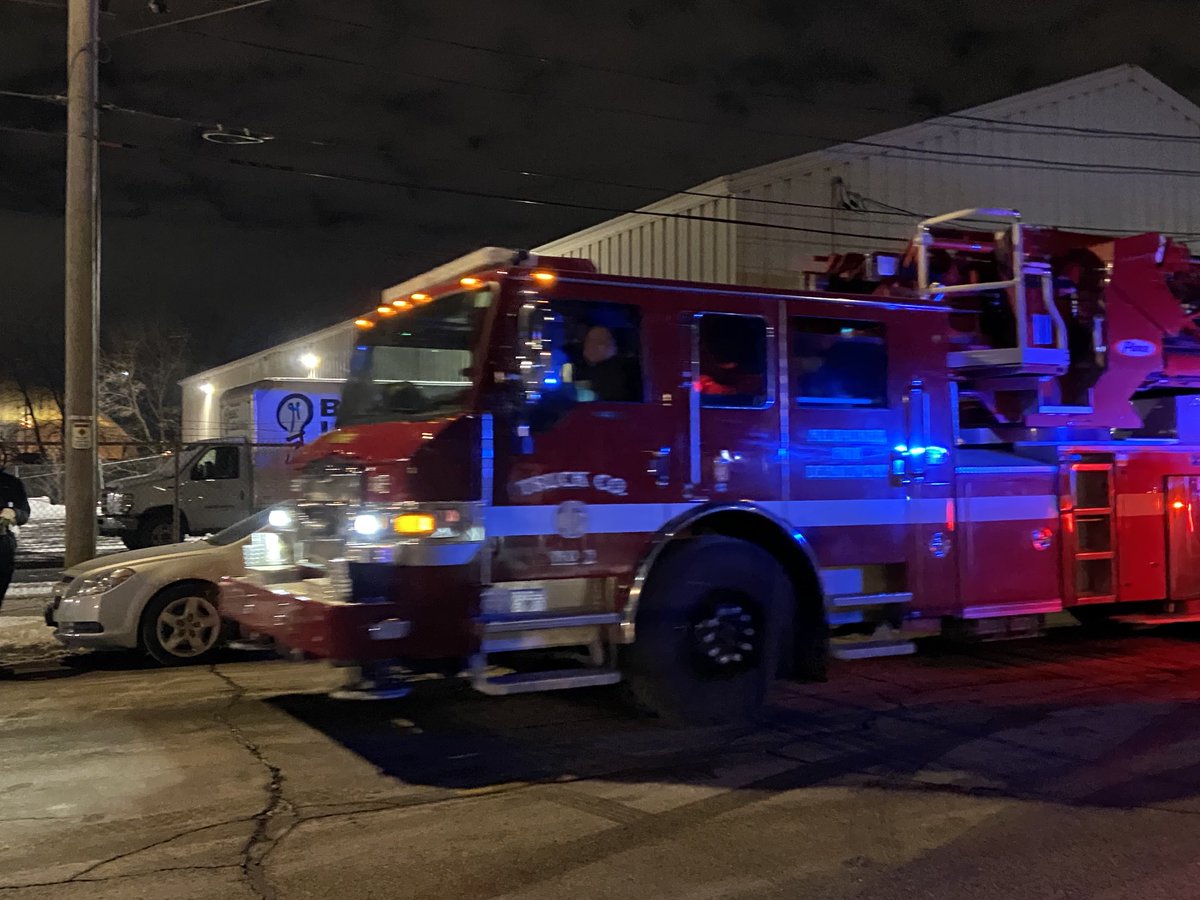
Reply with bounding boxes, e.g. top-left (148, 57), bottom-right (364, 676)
top-left (221, 208), bottom-right (1200, 723)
